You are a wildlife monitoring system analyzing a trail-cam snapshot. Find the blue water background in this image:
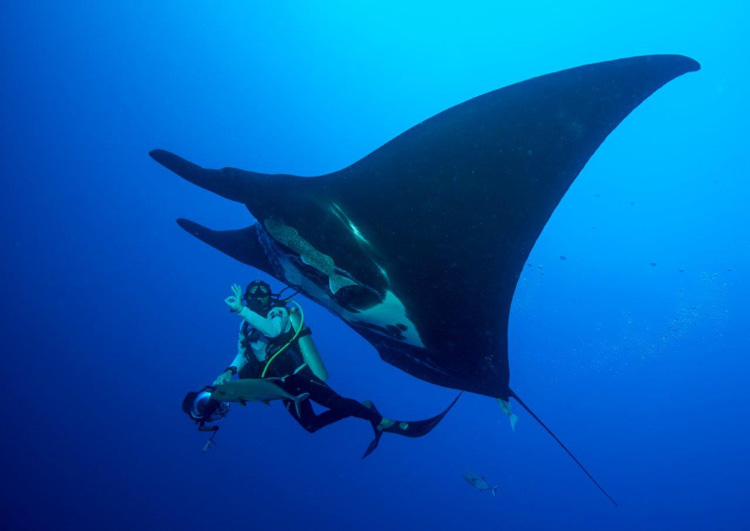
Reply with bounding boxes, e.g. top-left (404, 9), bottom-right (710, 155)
top-left (2, 2), bottom-right (748, 529)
